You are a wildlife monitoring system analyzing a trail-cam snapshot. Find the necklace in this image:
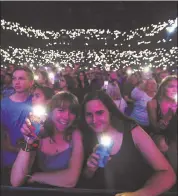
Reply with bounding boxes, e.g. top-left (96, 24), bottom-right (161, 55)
top-left (49, 138), bottom-right (60, 154)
